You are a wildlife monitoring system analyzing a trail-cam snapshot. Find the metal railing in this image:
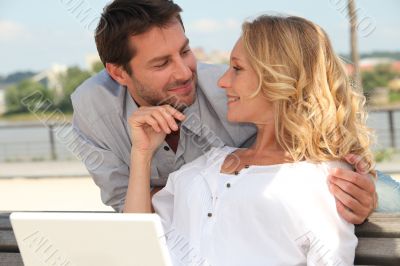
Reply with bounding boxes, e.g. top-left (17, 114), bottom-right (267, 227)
top-left (0, 109), bottom-right (399, 162)
top-left (0, 122), bottom-right (76, 162)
